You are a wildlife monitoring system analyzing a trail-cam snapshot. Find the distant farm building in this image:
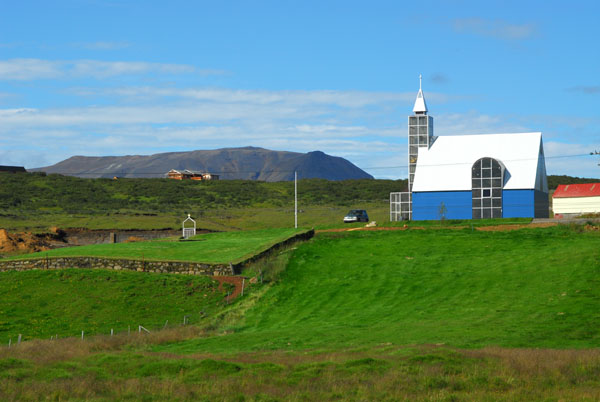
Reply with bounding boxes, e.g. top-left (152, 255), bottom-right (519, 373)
top-left (166, 169), bottom-right (219, 181)
top-left (0, 165), bottom-right (26, 173)
top-left (391, 77), bottom-right (549, 221)
top-left (552, 183), bottom-right (600, 218)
